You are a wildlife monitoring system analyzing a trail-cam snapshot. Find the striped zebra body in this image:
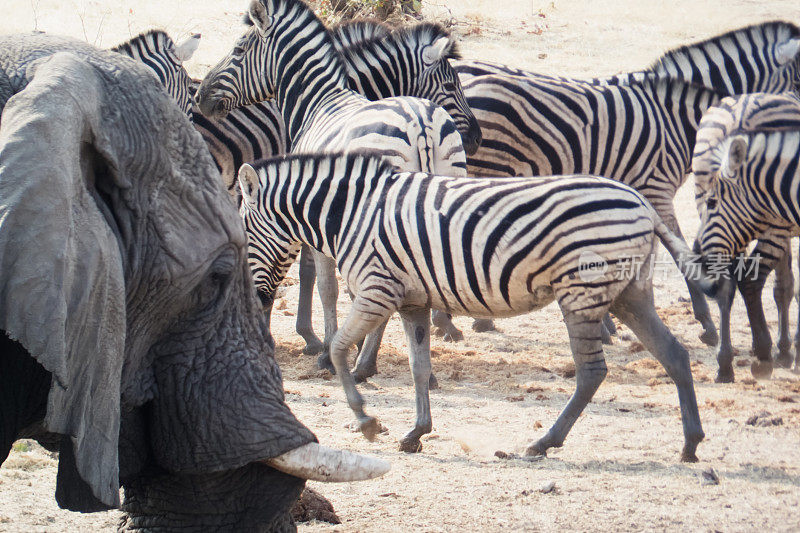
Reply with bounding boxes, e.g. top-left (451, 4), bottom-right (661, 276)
top-left (190, 80), bottom-right (285, 196)
top-left (196, 0), bottom-right (466, 177)
top-left (694, 93), bottom-right (800, 377)
top-left (458, 21), bottom-right (800, 348)
top-left (111, 30), bottom-right (200, 118)
top-left (196, 0), bottom-right (471, 363)
top-left (237, 150), bottom-right (705, 461)
top-left (193, 20), bottom-right (477, 195)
